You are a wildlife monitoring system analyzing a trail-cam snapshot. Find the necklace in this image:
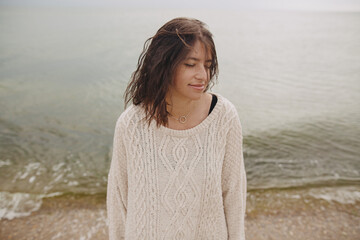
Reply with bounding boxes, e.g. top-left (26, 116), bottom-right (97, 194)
top-left (169, 110), bottom-right (191, 124)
